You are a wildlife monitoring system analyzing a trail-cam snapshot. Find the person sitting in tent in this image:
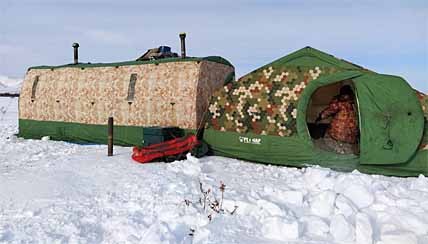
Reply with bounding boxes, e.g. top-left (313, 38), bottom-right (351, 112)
top-left (315, 85), bottom-right (359, 154)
